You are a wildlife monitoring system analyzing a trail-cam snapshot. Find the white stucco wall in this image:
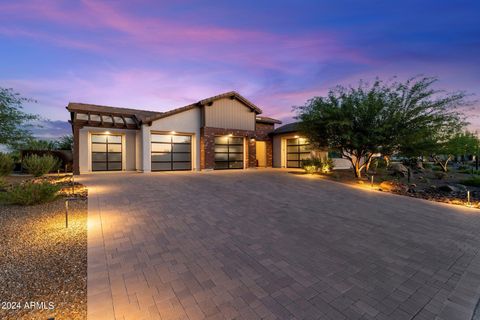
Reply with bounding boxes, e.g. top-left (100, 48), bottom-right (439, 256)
top-left (78, 127), bottom-right (137, 174)
top-left (143, 107), bottom-right (202, 171)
